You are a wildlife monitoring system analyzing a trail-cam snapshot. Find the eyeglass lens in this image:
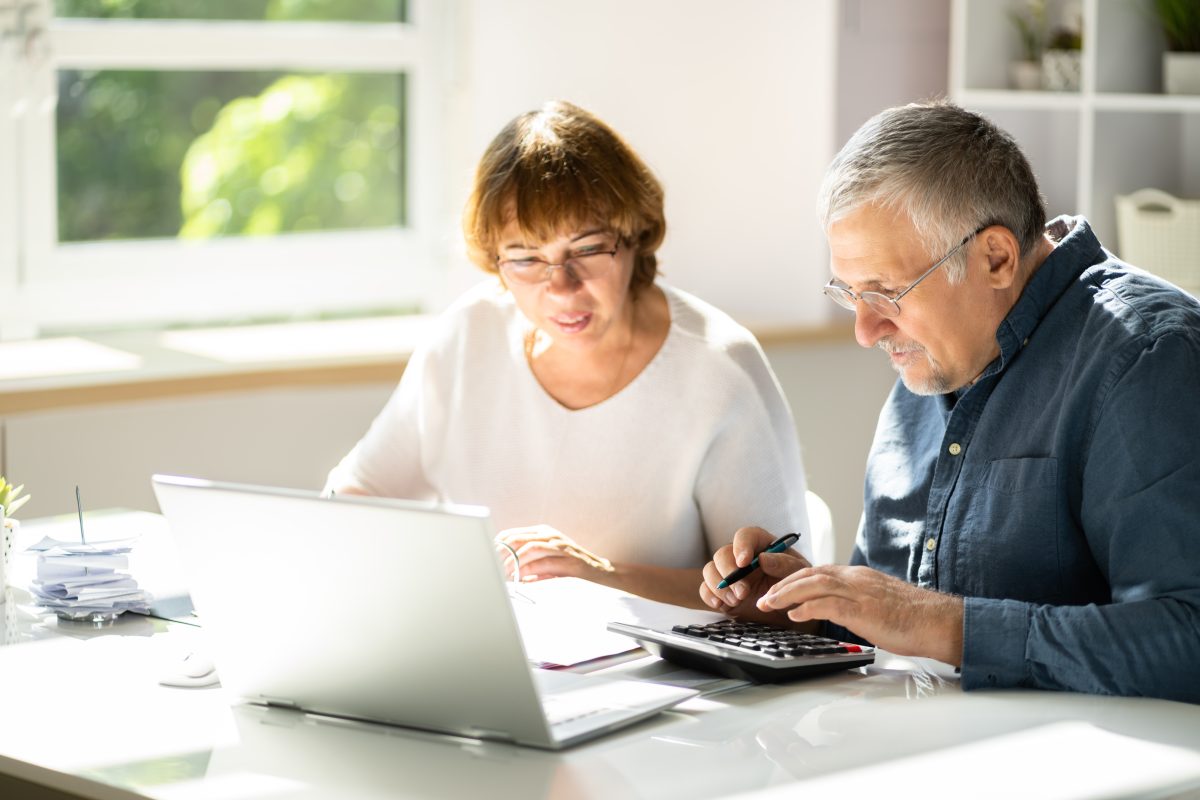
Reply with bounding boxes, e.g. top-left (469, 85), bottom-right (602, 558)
top-left (499, 247), bottom-right (618, 284)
